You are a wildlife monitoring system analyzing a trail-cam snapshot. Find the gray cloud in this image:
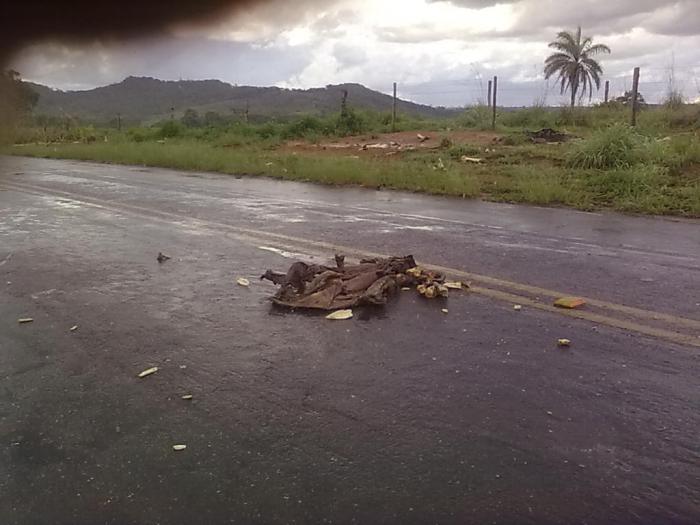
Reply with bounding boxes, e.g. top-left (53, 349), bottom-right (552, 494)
top-left (9, 0), bottom-right (700, 107)
top-left (14, 37), bottom-right (312, 90)
top-left (644, 1), bottom-right (700, 36)
top-left (333, 42), bottom-right (367, 67)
